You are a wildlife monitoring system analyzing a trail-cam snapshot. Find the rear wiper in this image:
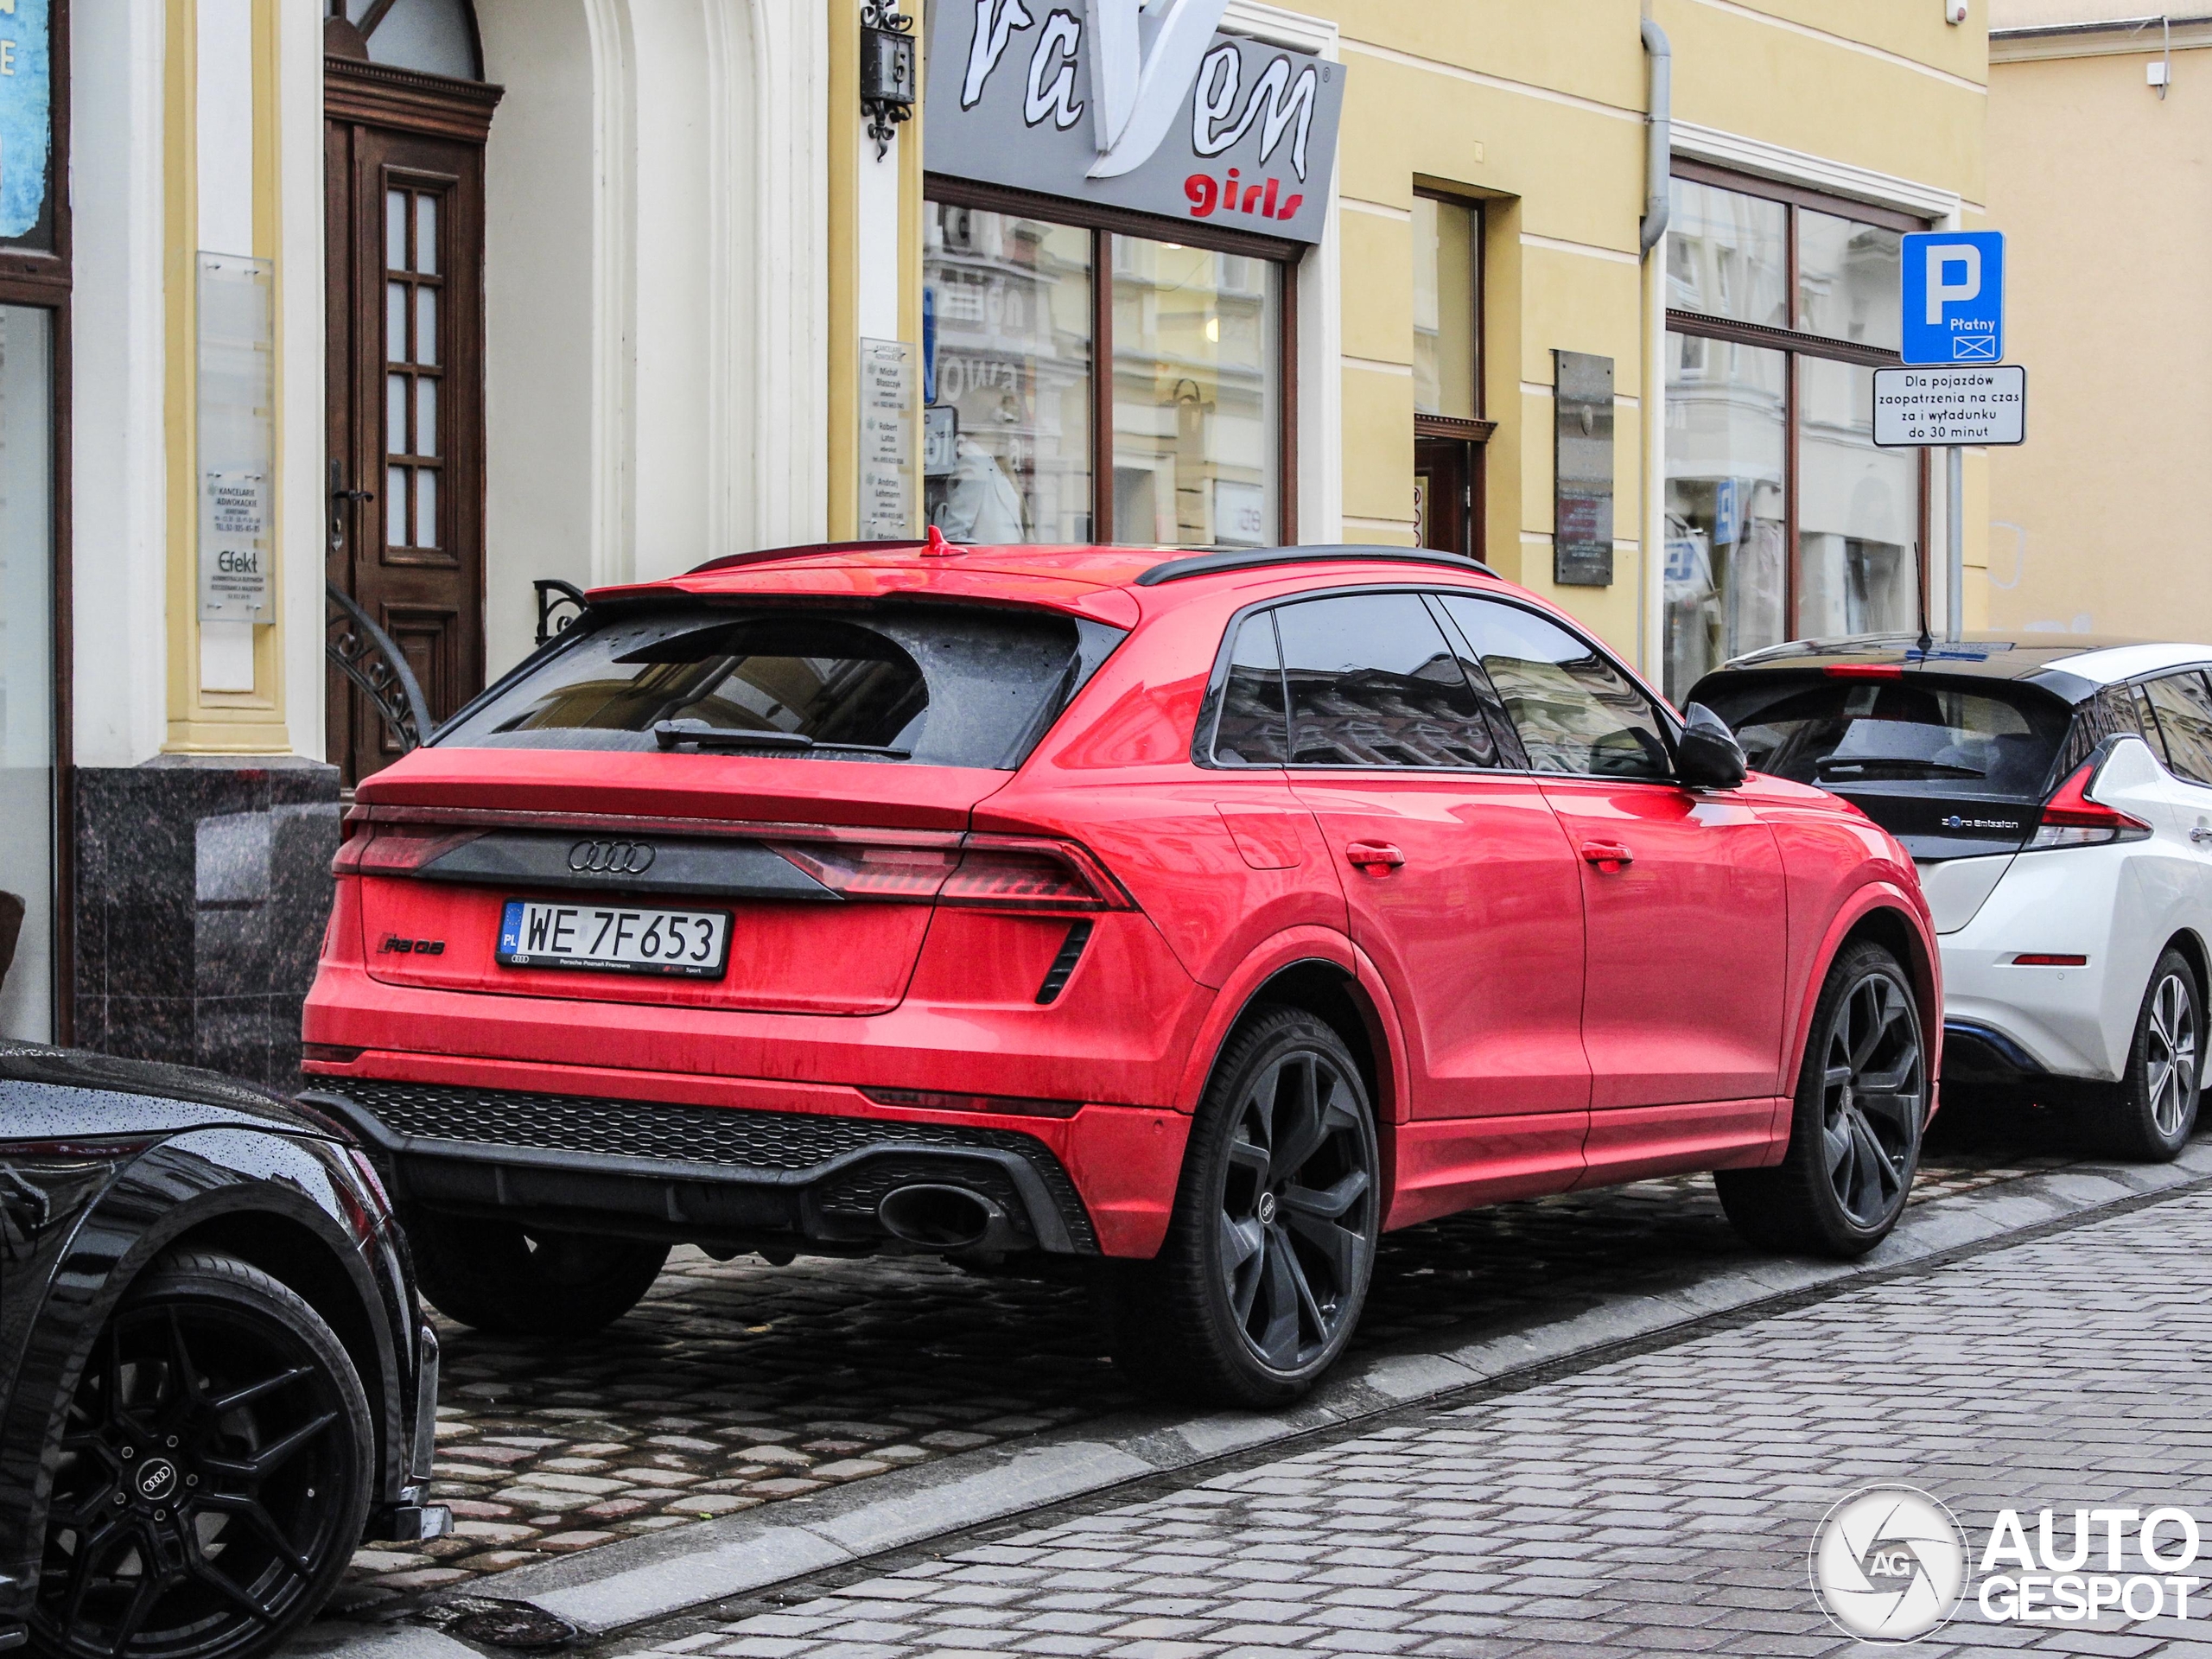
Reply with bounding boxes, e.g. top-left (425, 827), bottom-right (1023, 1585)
top-left (652, 720), bottom-right (909, 758)
top-left (1815, 757), bottom-right (1987, 779)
